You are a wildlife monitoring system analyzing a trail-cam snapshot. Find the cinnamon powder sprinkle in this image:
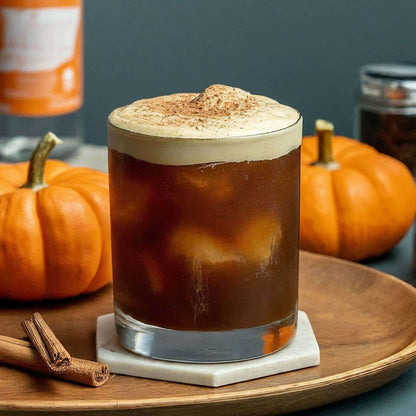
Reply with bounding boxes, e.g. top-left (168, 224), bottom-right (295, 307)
top-left (109, 83), bottom-right (300, 139)
top-left (129, 84), bottom-right (258, 128)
